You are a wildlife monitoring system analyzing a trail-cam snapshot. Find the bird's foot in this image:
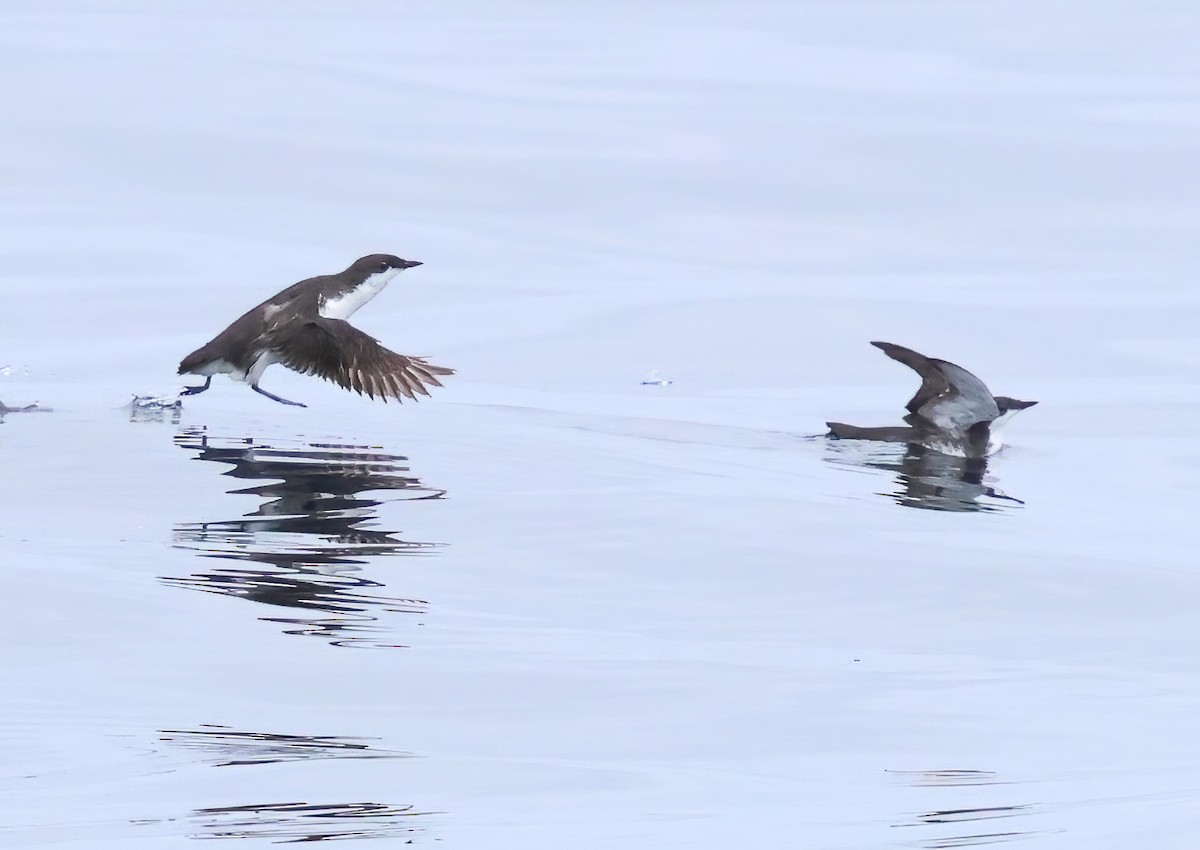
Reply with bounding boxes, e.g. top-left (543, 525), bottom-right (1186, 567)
top-left (180, 377), bottom-right (212, 396)
top-left (252, 384), bottom-right (307, 407)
